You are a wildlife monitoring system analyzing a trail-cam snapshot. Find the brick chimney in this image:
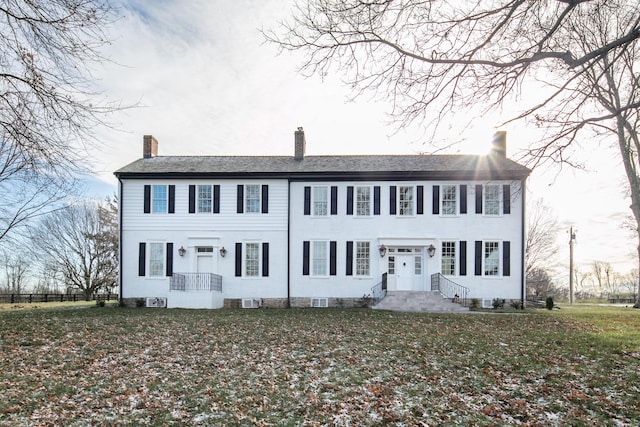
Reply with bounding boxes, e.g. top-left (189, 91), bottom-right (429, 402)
top-left (294, 127), bottom-right (306, 160)
top-left (143, 135), bottom-right (158, 158)
top-left (490, 131), bottom-right (507, 157)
